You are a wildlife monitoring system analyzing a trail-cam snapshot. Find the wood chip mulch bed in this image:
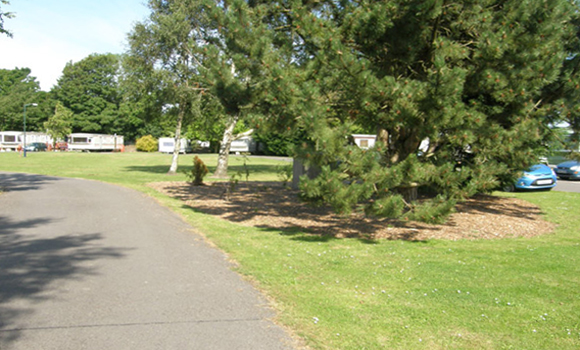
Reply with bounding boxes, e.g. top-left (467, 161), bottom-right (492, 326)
top-left (149, 181), bottom-right (556, 241)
